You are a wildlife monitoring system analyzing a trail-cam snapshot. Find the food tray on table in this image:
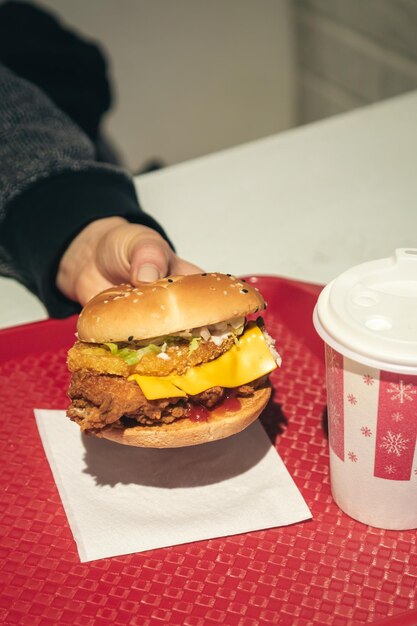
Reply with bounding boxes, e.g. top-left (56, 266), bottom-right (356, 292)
top-left (1, 276), bottom-right (416, 626)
